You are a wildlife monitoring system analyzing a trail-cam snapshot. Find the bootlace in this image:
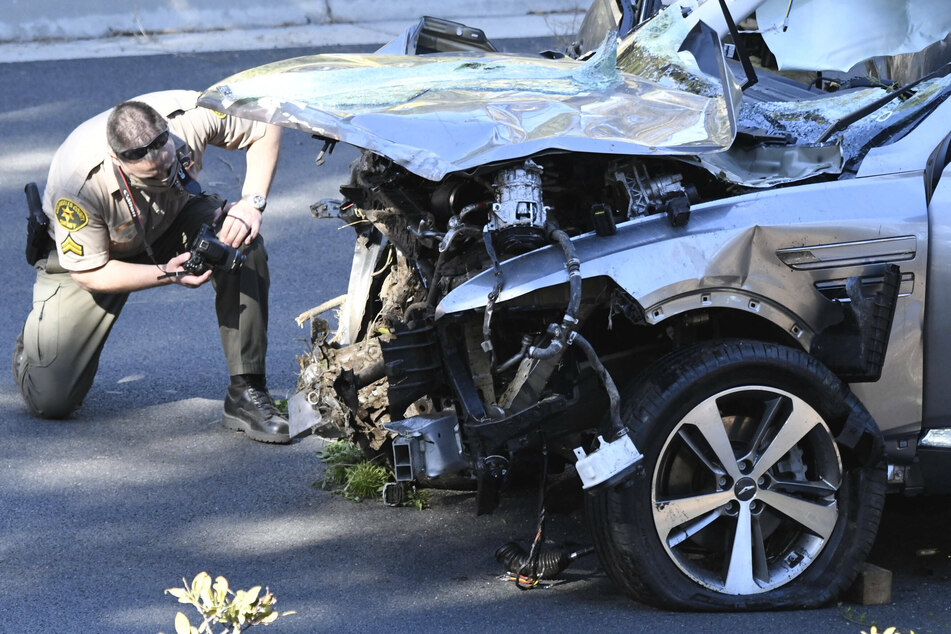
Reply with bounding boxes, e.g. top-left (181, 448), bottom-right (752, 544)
top-left (247, 387), bottom-right (280, 415)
